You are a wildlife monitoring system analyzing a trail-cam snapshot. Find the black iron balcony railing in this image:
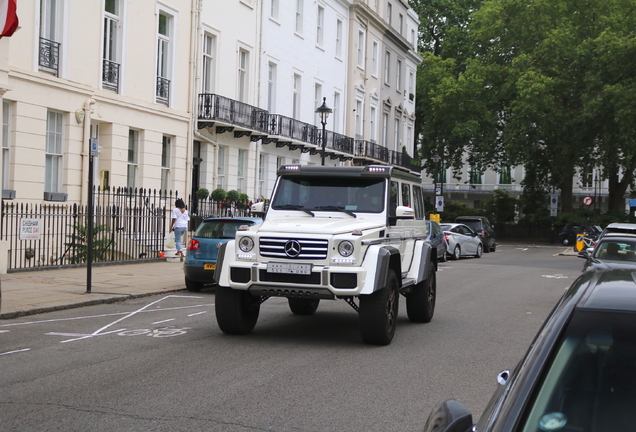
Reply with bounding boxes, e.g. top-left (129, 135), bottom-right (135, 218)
top-left (269, 115), bottom-right (319, 146)
top-left (198, 94), bottom-right (269, 133)
top-left (39, 37), bottom-right (60, 76)
top-left (196, 93), bottom-right (420, 173)
top-left (102, 59), bottom-right (120, 93)
top-left (326, 131), bottom-right (354, 155)
top-left (355, 139), bottom-right (390, 163)
top-left (156, 77), bottom-right (170, 105)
